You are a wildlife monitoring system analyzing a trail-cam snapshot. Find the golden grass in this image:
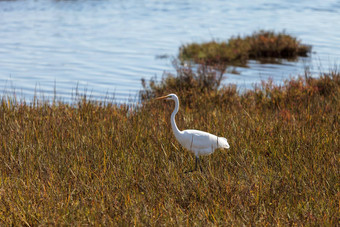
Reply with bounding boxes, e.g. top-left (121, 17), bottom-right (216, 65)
top-left (0, 69), bottom-right (339, 225)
